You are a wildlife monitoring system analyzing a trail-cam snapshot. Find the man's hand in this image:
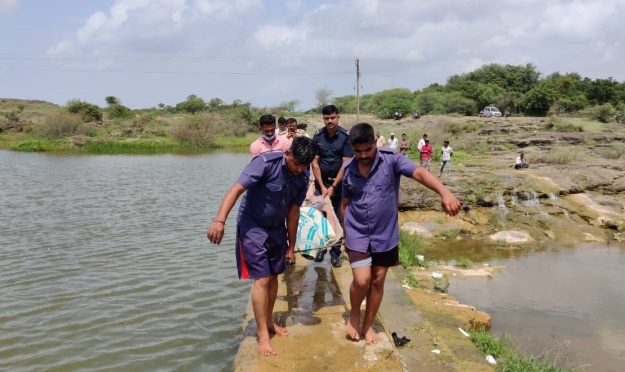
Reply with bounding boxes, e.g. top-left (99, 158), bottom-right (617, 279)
top-left (285, 246), bottom-right (295, 265)
top-left (207, 221), bottom-right (226, 245)
top-left (440, 192), bottom-right (461, 217)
